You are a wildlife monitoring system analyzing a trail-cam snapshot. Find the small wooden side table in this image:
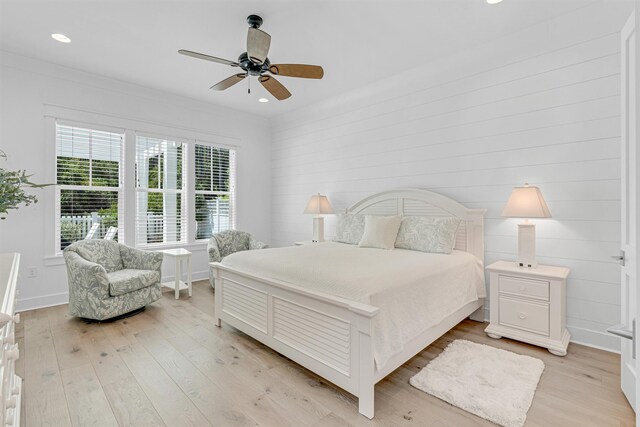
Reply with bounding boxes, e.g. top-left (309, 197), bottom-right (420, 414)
top-left (158, 248), bottom-right (192, 299)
